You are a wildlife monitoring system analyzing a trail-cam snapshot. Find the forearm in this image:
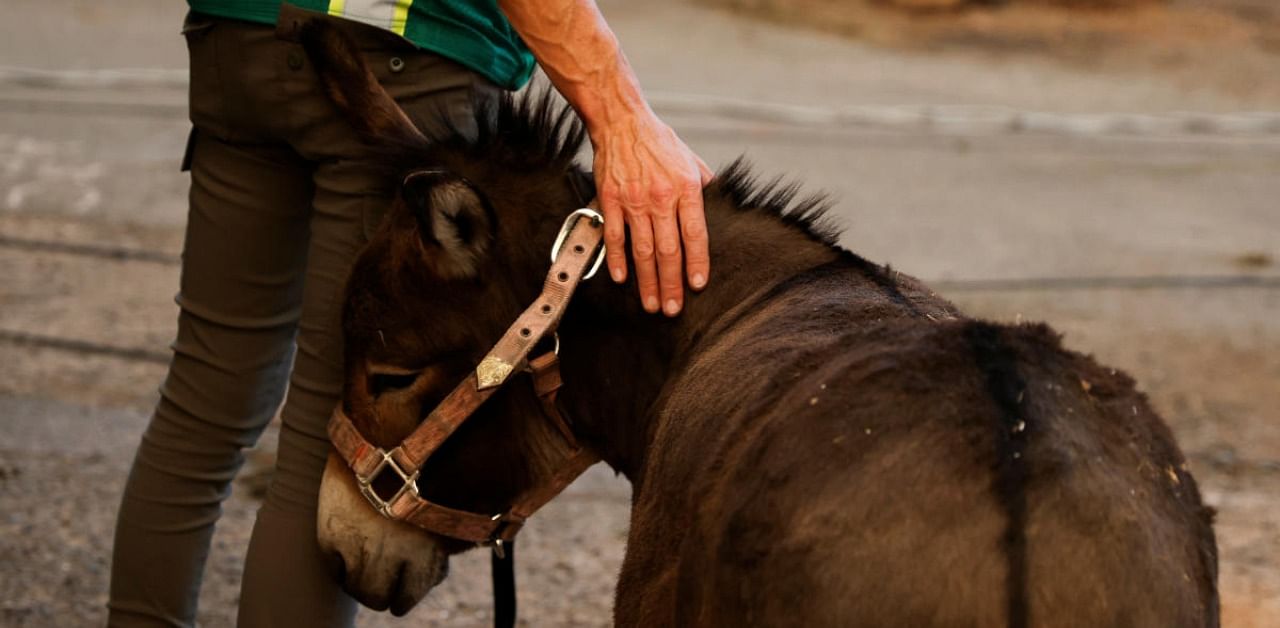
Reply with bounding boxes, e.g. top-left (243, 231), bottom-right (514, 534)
top-left (501, 0), bottom-right (712, 314)
top-left (497, 0), bottom-right (651, 140)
